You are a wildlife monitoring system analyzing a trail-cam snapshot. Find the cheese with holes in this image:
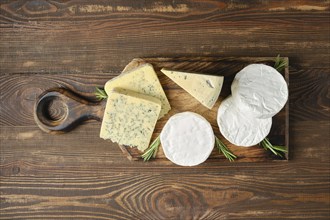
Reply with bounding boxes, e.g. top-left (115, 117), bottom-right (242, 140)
top-left (231, 64), bottom-right (288, 119)
top-left (217, 96), bottom-right (272, 147)
top-left (160, 112), bottom-right (215, 166)
top-left (161, 69), bottom-right (224, 109)
top-left (100, 88), bottom-right (161, 152)
top-left (105, 63), bottom-right (171, 119)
